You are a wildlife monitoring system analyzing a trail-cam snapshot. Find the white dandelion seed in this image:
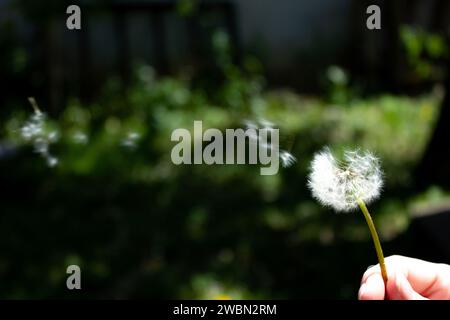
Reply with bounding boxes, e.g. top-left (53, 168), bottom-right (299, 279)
top-left (46, 156), bottom-right (59, 167)
top-left (280, 150), bottom-right (296, 168)
top-left (308, 148), bottom-right (383, 212)
top-left (121, 131), bottom-right (141, 149)
top-left (243, 119), bottom-right (296, 169)
top-left (20, 111), bottom-right (44, 139)
top-left (72, 131), bottom-right (88, 145)
top-left (47, 130), bottom-right (59, 142)
top-left (259, 119), bottom-right (275, 129)
top-left (20, 98), bottom-right (59, 167)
